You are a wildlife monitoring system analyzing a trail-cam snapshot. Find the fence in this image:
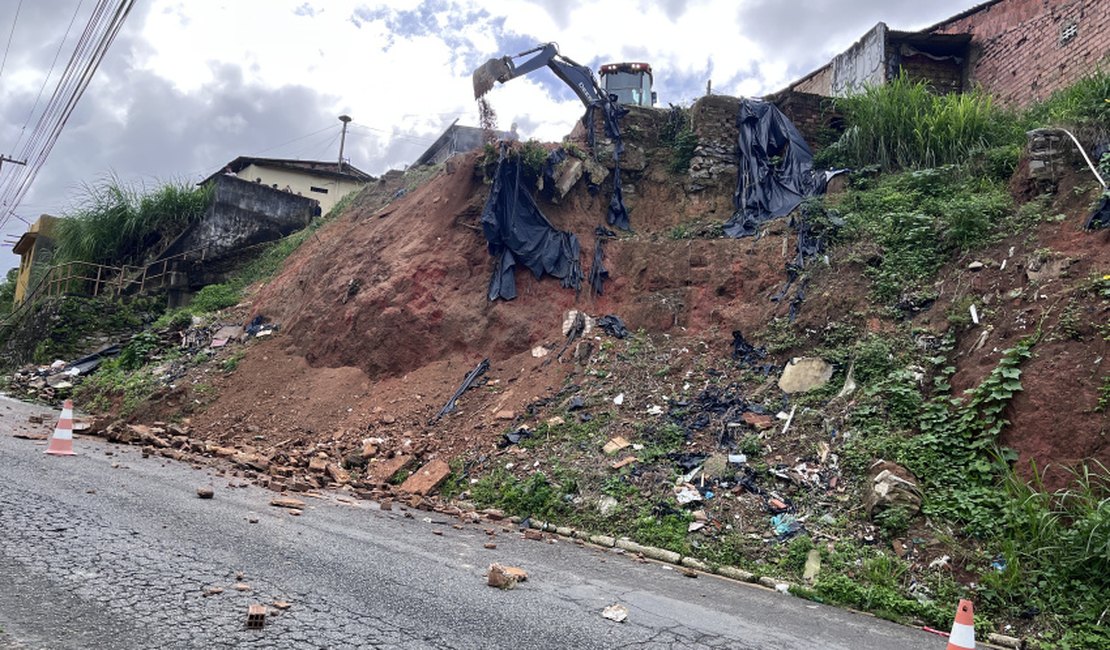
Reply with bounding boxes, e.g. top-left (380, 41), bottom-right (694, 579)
top-left (0, 247), bottom-right (210, 335)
